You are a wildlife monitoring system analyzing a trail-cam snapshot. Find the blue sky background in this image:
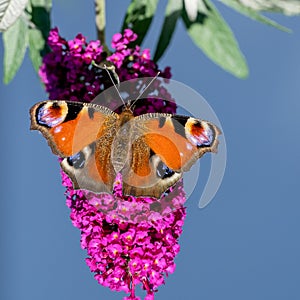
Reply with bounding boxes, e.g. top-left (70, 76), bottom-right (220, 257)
top-left (1, 1), bottom-right (300, 299)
